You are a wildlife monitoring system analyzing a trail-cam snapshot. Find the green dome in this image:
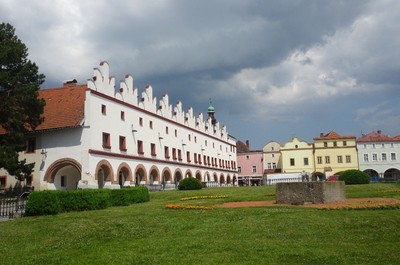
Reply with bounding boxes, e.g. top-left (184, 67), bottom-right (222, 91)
top-left (208, 104), bottom-right (215, 113)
